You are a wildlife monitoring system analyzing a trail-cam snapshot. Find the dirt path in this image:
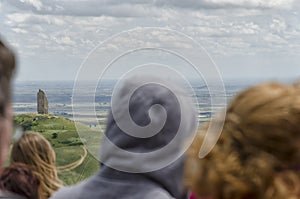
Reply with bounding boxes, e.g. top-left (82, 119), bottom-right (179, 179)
top-left (58, 146), bottom-right (88, 171)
